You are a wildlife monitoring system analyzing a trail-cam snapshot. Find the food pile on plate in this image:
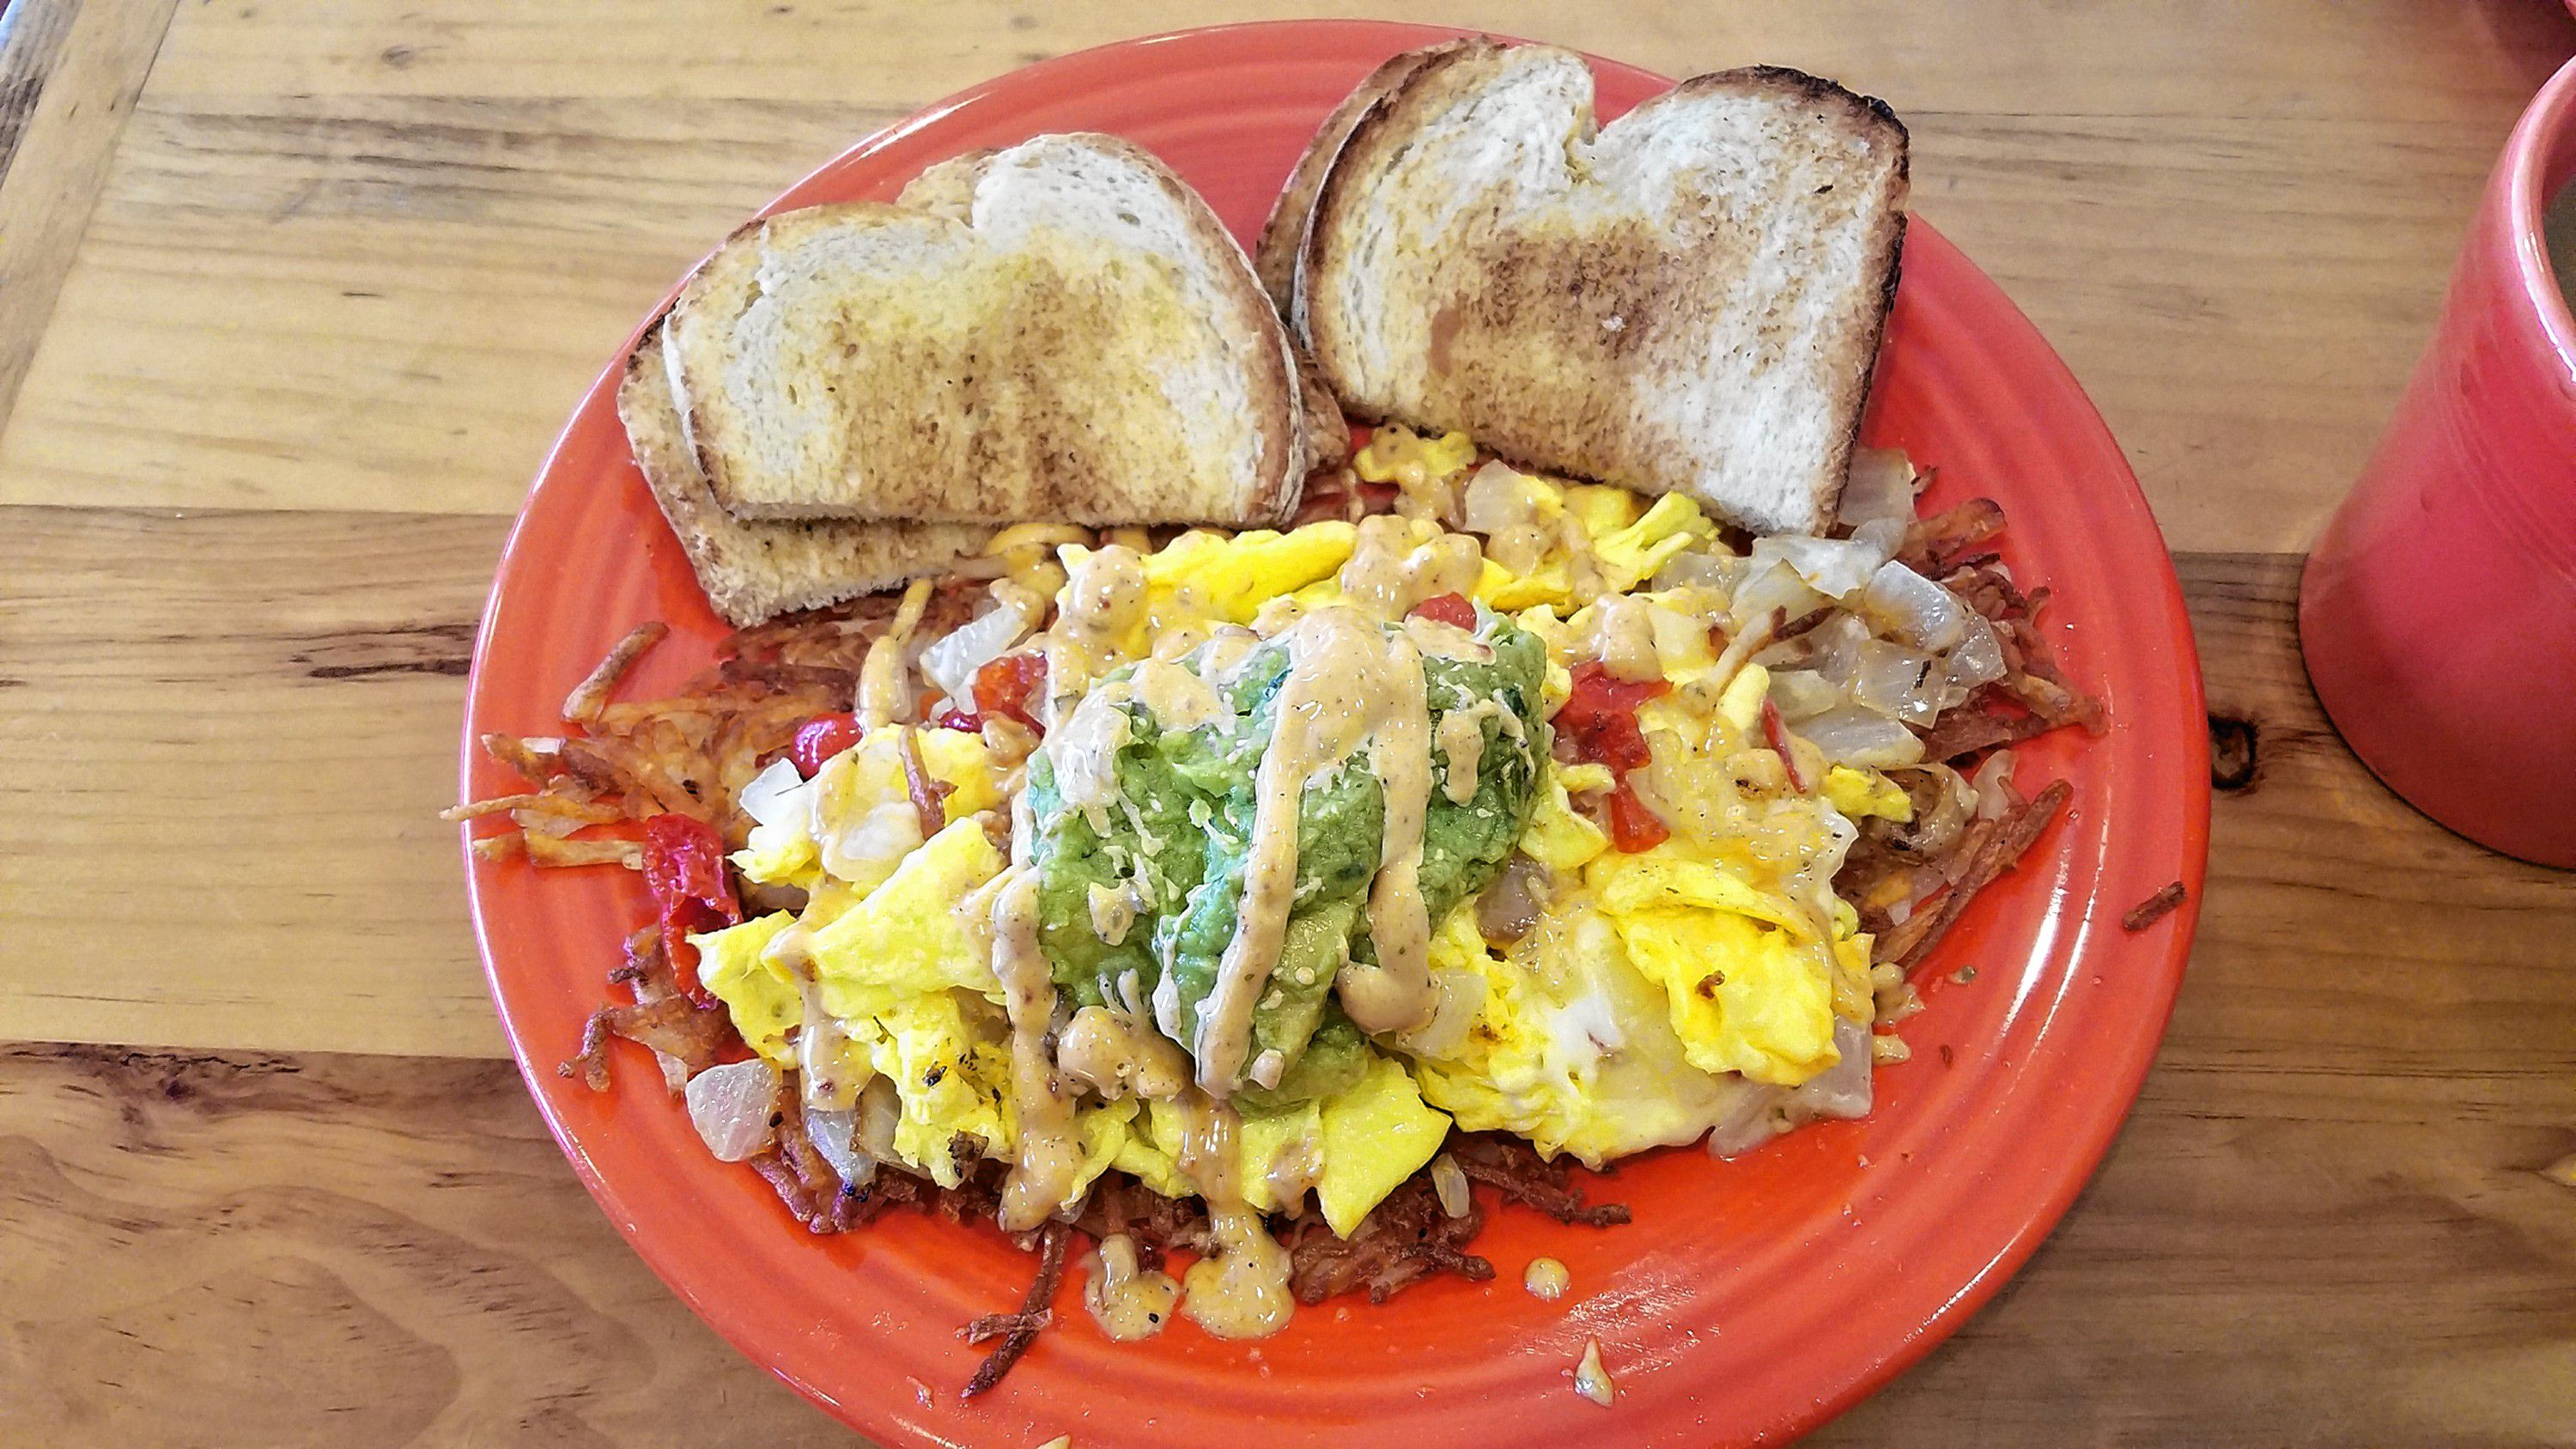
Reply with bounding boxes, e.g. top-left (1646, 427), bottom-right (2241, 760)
top-left (455, 39), bottom-right (2098, 1397)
